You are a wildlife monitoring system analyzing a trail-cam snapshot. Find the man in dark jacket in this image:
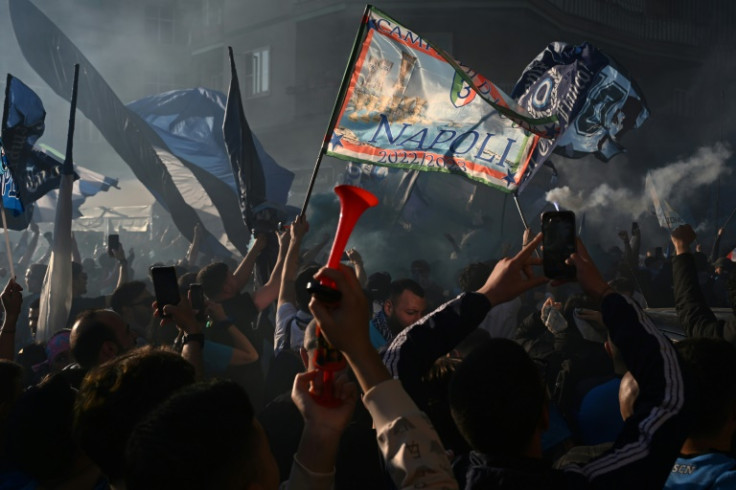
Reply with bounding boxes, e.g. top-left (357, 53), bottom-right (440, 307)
top-left (449, 238), bottom-right (691, 489)
top-left (670, 224), bottom-right (736, 343)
